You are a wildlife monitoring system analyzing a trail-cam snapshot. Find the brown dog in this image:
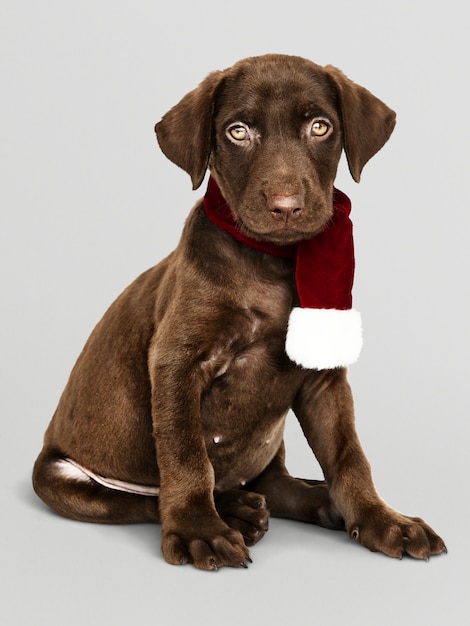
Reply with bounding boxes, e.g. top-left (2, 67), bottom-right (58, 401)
top-left (33, 54), bottom-right (445, 570)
